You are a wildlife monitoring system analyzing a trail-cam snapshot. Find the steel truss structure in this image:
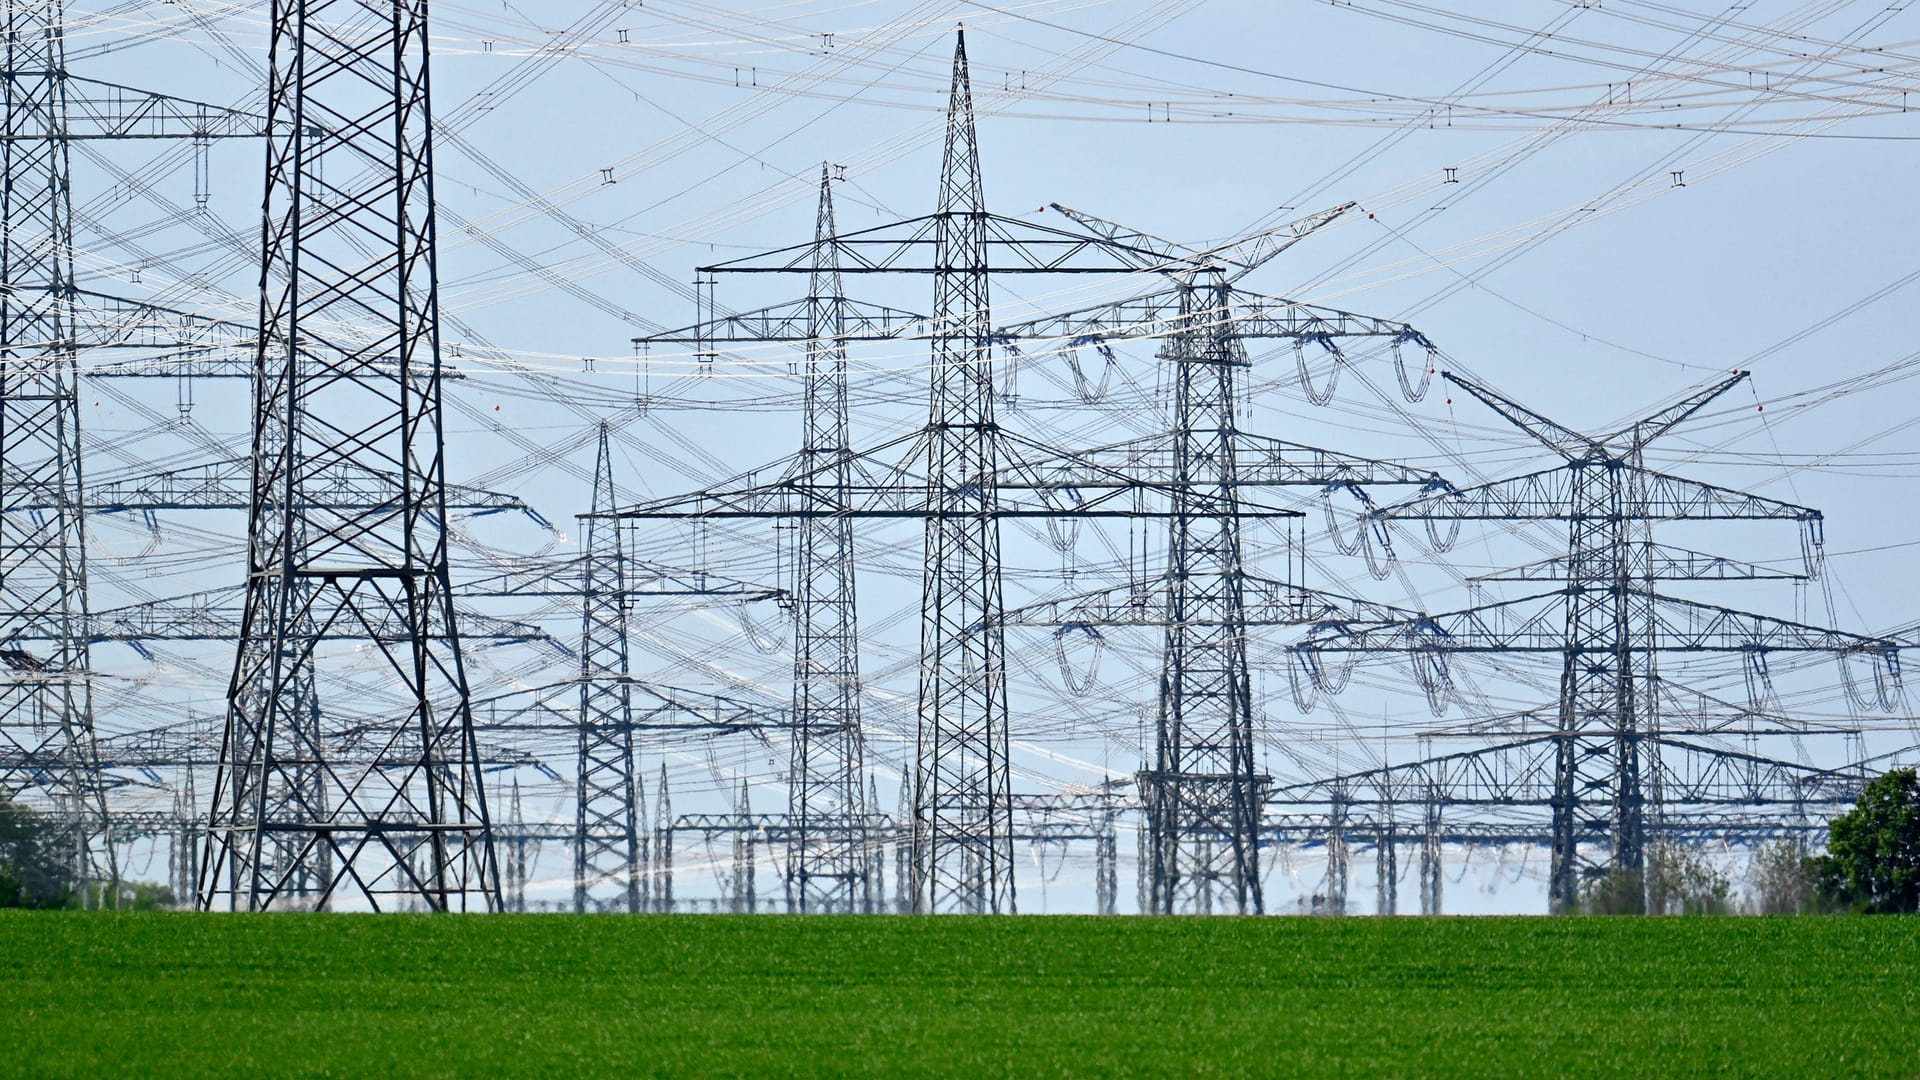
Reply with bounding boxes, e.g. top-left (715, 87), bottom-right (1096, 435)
top-left (787, 168), bottom-right (870, 912)
top-left (0, 0), bottom-right (117, 893)
top-left (986, 201), bottom-right (1446, 915)
top-left (617, 31), bottom-right (1305, 913)
top-left (198, 0), bottom-right (498, 912)
top-left (1292, 371), bottom-right (1905, 910)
